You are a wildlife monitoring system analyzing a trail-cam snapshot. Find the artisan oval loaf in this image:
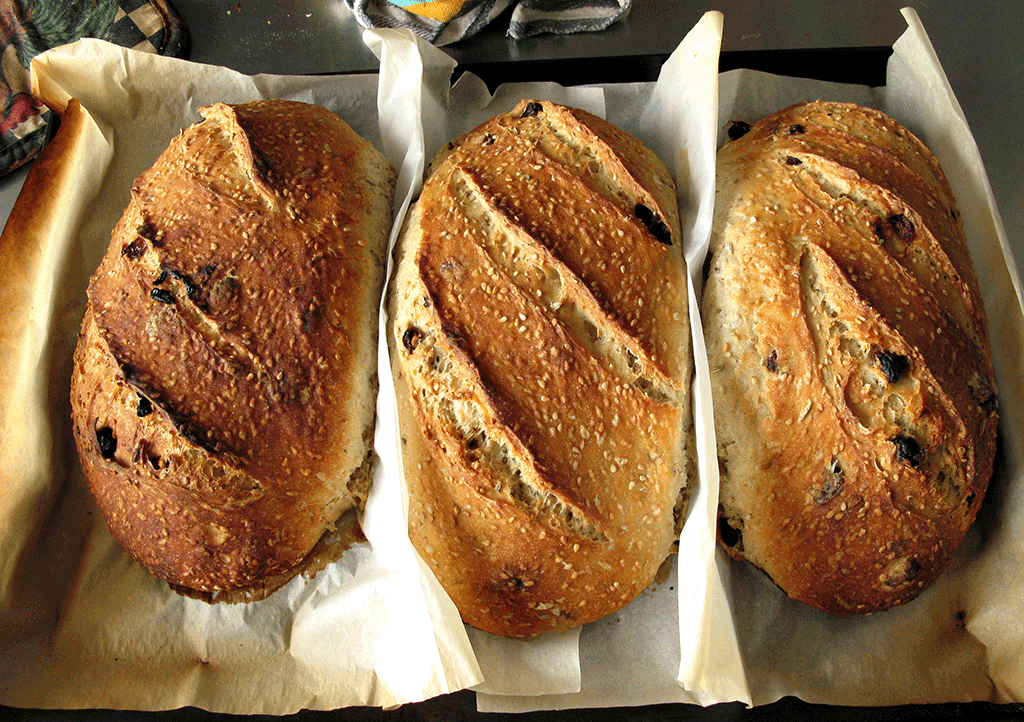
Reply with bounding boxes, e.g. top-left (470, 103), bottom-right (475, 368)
top-left (70, 99), bottom-right (396, 601)
top-left (703, 101), bottom-right (998, 614)
top-left (389, 100), bottom-right (694, 637)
